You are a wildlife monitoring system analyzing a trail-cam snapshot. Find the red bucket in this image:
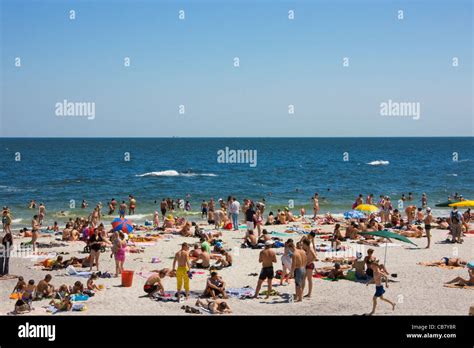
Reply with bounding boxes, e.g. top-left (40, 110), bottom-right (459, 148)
top-left (121, 270), bottom-right (134, 287)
